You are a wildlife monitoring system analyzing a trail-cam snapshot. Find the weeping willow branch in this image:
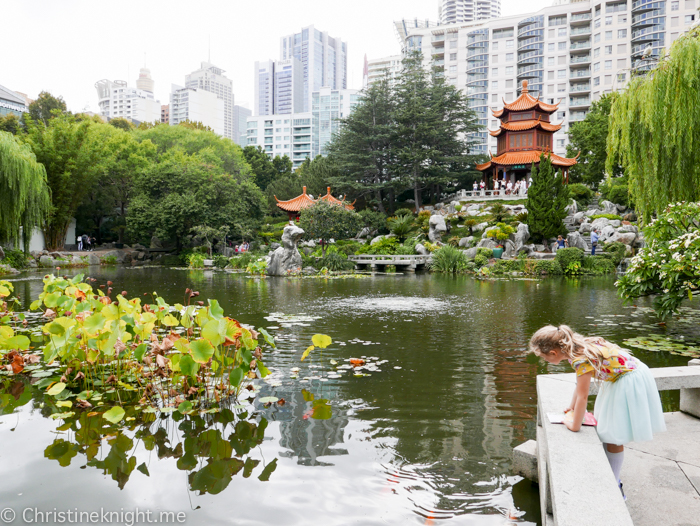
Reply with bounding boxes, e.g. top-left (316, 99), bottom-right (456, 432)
top-left (607, 26), bottom-right (700, 222)
top-left (0, 131), bottom-right (51, 251)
